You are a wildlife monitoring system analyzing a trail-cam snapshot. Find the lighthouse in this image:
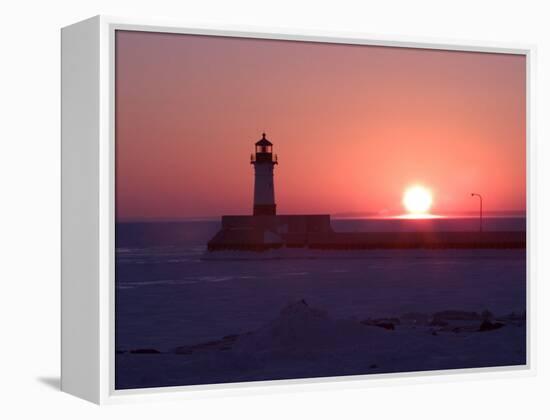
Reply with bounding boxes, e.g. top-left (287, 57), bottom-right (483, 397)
top-left (251, 133), bottom-right (278, 216)
top-left (207, 132), bottom-right (332, 250)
